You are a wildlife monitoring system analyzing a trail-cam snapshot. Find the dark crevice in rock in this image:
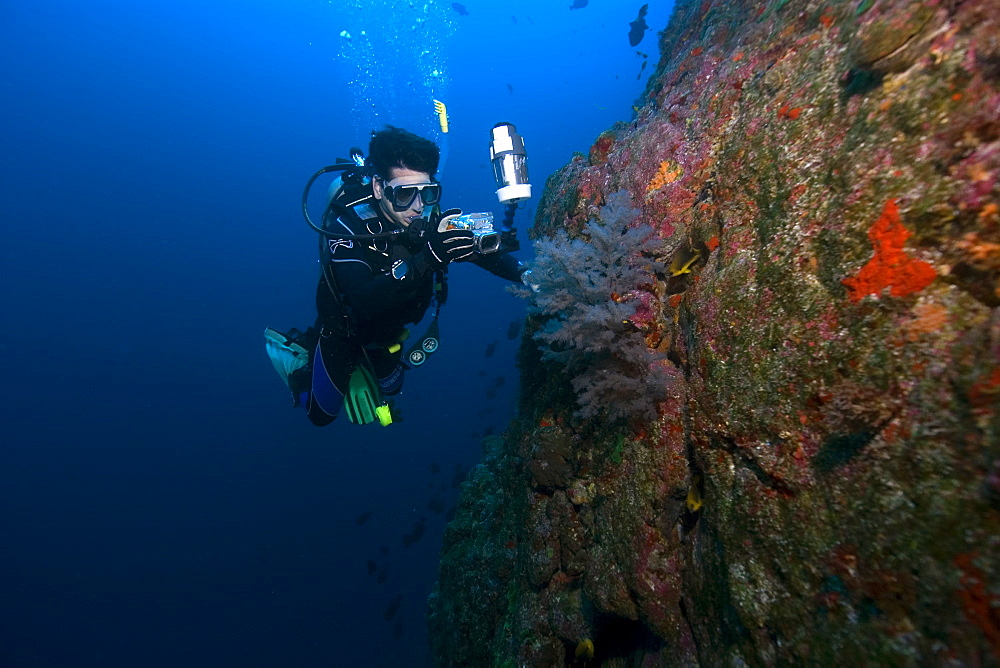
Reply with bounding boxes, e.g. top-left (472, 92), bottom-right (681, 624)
top-left (678, 596), bottom-right (703, 660)
top-left (840, 67), bottom-right (886, 100)
top-left (694, 173), bottom-right (716, 207)
top-left (686, 520), bottom-right (757, 664)
top-left (949, 262), bottom-right (1000, 308)
top-left (812, 429), bottom-right (879, 473)
top-left (812, 415), bottom-right (897, 474)
top-left (713, 433), bottom-right (797, 497)
top-left (679, 306), bottom-right (699, 378)
top-left (588, 612), bottom-right (666, 663)
top-left (682, 396), bottom-right (704, 536)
